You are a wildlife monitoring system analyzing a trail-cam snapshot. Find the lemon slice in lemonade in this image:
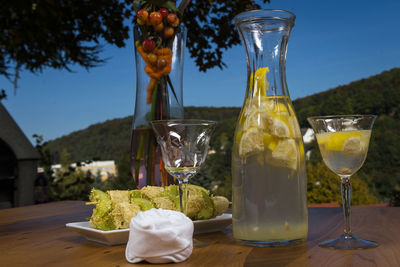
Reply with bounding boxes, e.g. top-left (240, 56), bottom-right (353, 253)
top-left (239, 67), bottom-right (270, 125)
top-left (320, 131), bottom-right (361, 151)
top-left (249, 67), bottom-right (269, 97)
top-left (239, 127), bottom-right (264, 157)
top-left (242, 101), bottom-right (291, 138)
top-left (271, 139), bottom-right (298, 170)
top-left (268, 115), bottom-right (291, 138)
top-left (243, 109), bottom-right (270, 130)
top-left (342, 136), bottom-right (362, 153)
top-left (263, 132), bottom-right (278, 151)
